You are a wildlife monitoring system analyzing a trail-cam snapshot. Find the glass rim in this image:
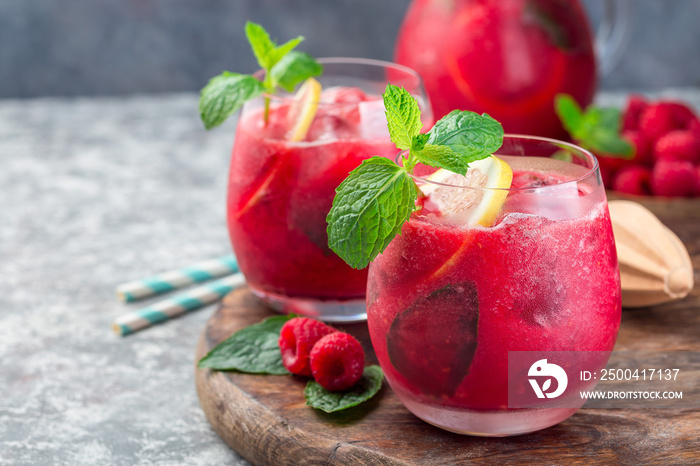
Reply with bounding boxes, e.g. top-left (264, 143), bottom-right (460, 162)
top-left (402, 134), bottom-right (599, 192)
top-left (253, 56), bottom-right (425, 106)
